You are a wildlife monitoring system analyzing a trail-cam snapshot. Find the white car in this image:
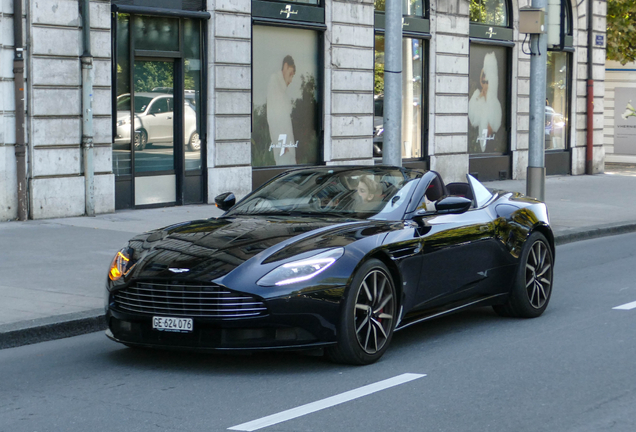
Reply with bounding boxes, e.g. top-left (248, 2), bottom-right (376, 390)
top-left (115, 92), bottom-right (200, 151)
